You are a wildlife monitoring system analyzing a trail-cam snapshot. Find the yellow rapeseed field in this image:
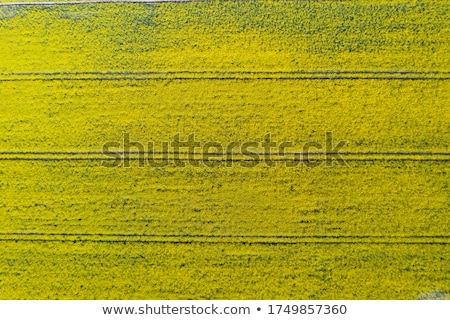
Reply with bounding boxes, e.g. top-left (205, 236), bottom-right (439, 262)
top-left (0, 0), bottom-right (449, 299)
